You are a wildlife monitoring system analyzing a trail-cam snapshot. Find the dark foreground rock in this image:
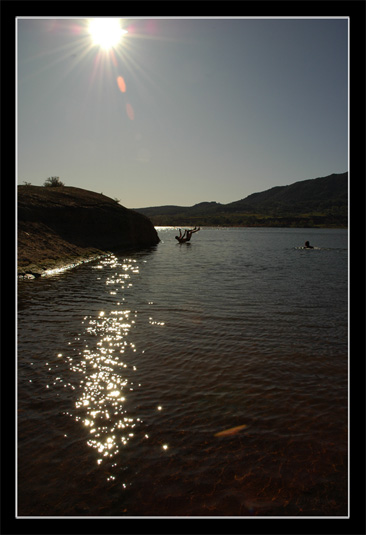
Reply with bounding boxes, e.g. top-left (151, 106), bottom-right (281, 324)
top-left (18, 186), bottom-right (160, 277)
